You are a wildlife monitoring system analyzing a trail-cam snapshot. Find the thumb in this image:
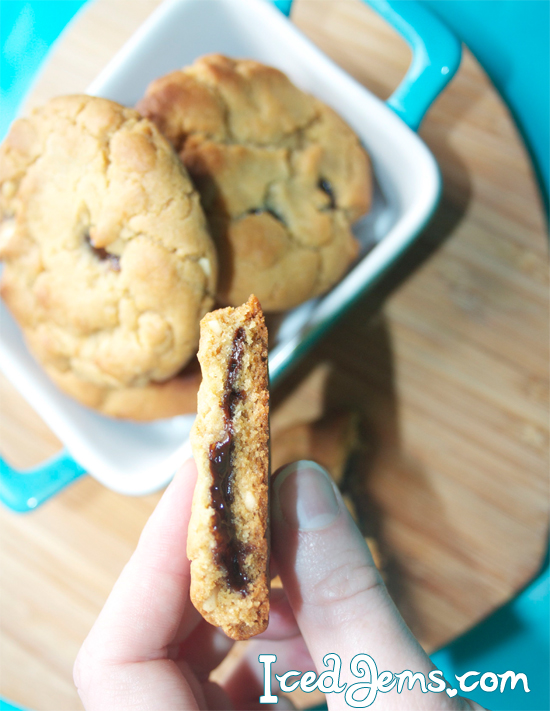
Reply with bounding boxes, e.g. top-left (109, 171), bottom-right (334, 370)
top-left (271, 461), bottom-right (465, 710)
